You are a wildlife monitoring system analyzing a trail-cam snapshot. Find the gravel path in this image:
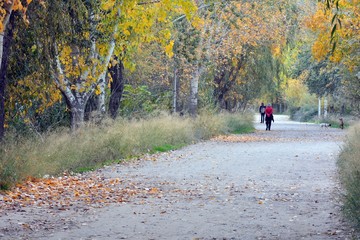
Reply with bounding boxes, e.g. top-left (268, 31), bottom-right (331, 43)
top-left (0, 115), bottom-right (356, 239)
